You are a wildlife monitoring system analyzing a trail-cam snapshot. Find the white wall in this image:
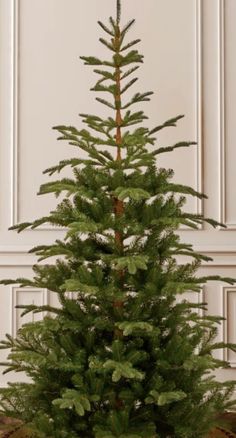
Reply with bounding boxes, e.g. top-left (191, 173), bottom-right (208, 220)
top-left (0, 0), bottom-right (236, 386)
